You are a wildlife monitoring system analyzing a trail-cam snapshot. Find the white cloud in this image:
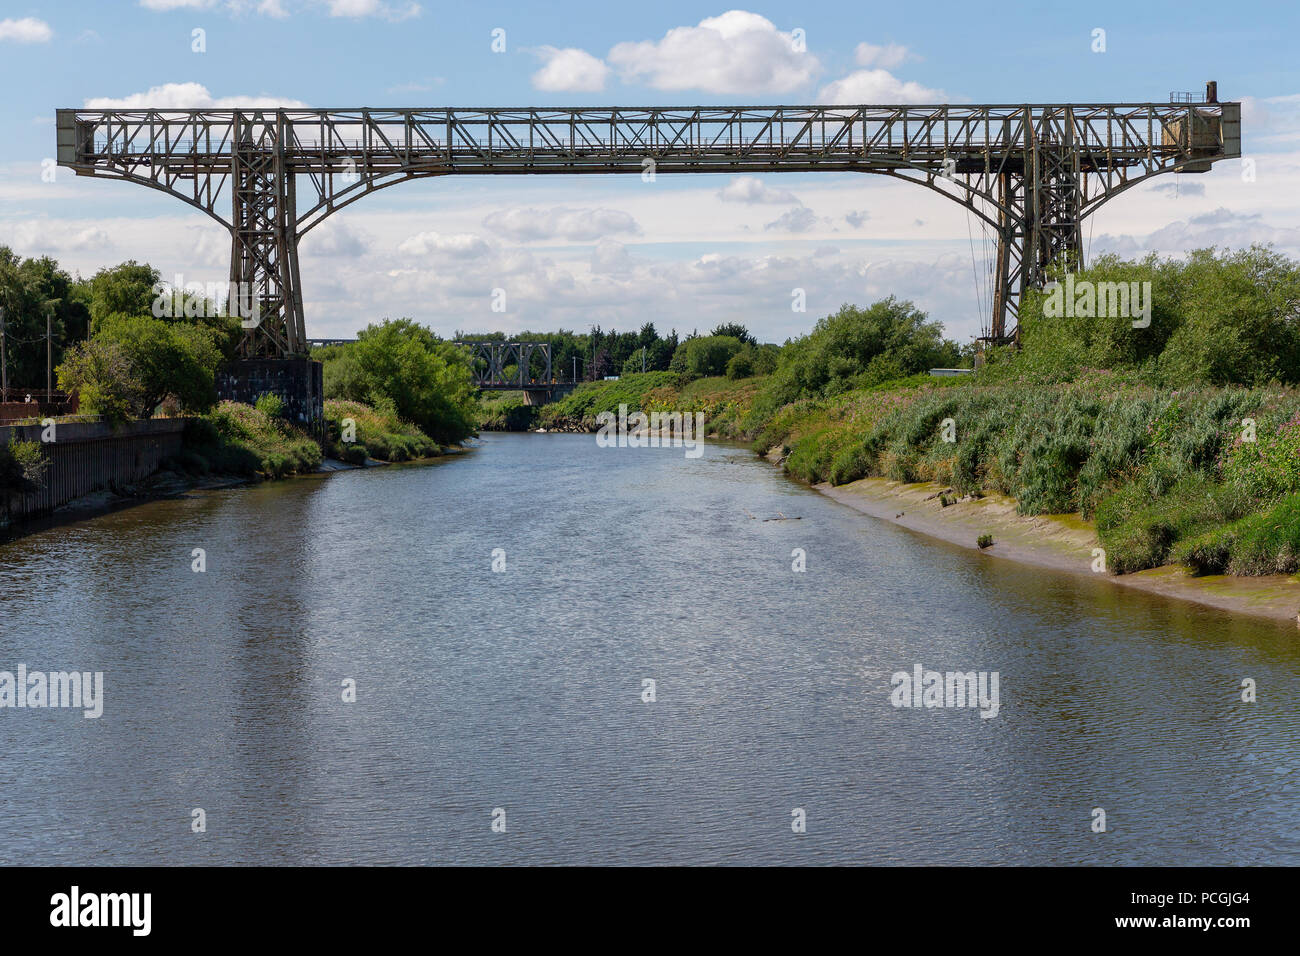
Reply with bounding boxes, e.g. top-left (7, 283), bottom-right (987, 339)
top-left (1149, 180), bottom-right (1206, 198)
top-left (854, 42), bottom-right (913, 70)
top-left (482, 207), bottom-right (641, 242)
top-left (139, 0), bottom-right (218, 9)
top-left (0, 17), bottom-right (53, 43)
top-left (1096, 206), bottom-right (1300, 258)
top-left (397, 231), bottom-right (491, 258)
top-left (83, 83), bottom-right (307, 109)
top-left (717, 176), bottom-right (800, 205)
top-left (323, 0), bottom-right (420, 20)
top-left (591, 239), bottom-right (635, 275)
top-left (531, 46), bottom-right (609, 93)
top-left (845, 209), bottom-right (870, 228)
top-left (2, 221), bottom-right (113, 253)
top-left (138, 0), bottom-right (416, 17)
top-left (607, 10), bottom-right (819, 94)
top-left (304, 220), bottom-right (369, 258)
top-left (764, 206), bottom-right (820, 232)
top-left (1240, 93), bottom-right (1300, 151)
top-left (818, 69), bottom-right (946, 105)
